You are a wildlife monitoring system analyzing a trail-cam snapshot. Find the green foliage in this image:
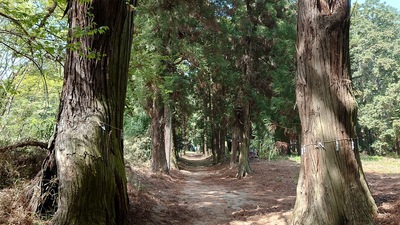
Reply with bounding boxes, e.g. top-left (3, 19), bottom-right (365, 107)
top-left (124, 136), bottom-right (152, 166)
top-left (0, 70), bottom-right (62, 145)
top-left (124, 110), bottom-right (150, 137)
top-left (125, 0), bottom-right (298, 162)
top-left (287, 155), bottom-right (301, 163)
top-left (0, 0), bottom-right (67, 65)
top-left (0, 0), bottom-right (66, 145)
top-left (351, 0), bottom-right (400, 155)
